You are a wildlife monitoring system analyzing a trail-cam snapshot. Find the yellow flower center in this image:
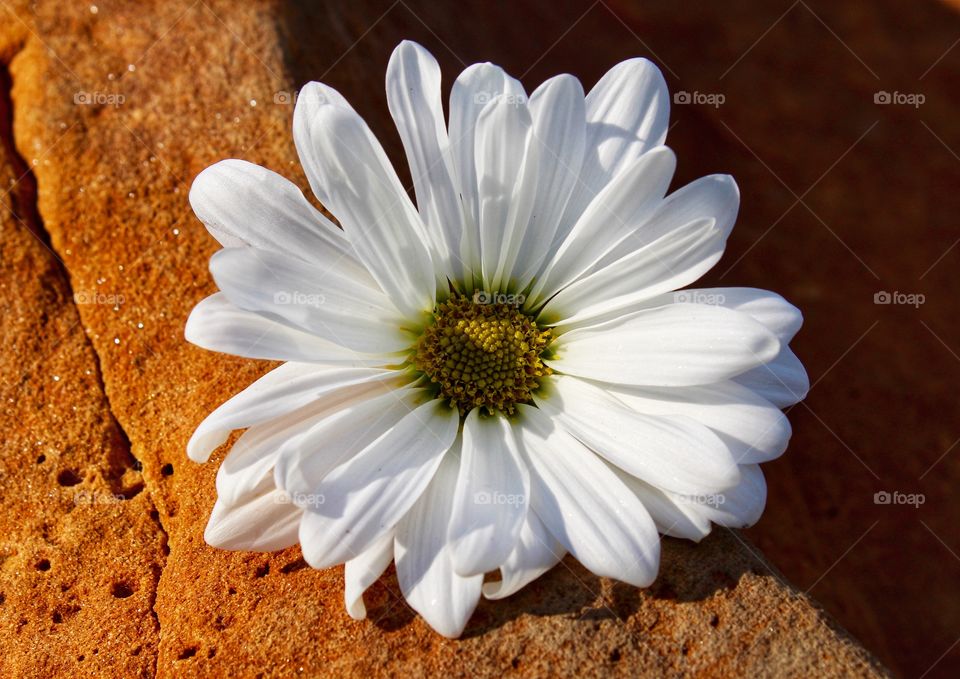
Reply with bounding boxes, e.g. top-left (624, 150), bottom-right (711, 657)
top-left (413, 294), bottom-right (553, 414)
